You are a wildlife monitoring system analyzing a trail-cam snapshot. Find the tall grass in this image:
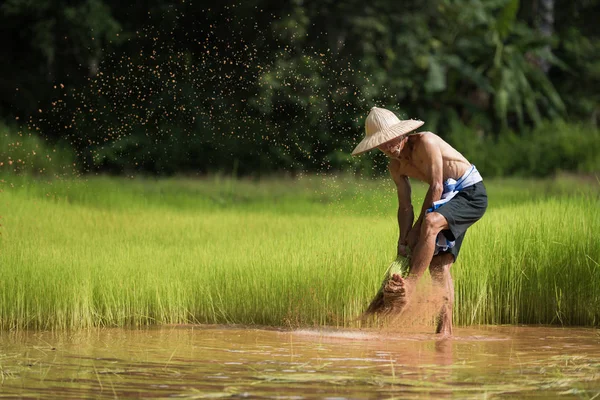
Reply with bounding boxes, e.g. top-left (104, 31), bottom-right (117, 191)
top-left (455, 195), bottom-right (600, 326)
top-left (0, 175), bottom-right (598, 330)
